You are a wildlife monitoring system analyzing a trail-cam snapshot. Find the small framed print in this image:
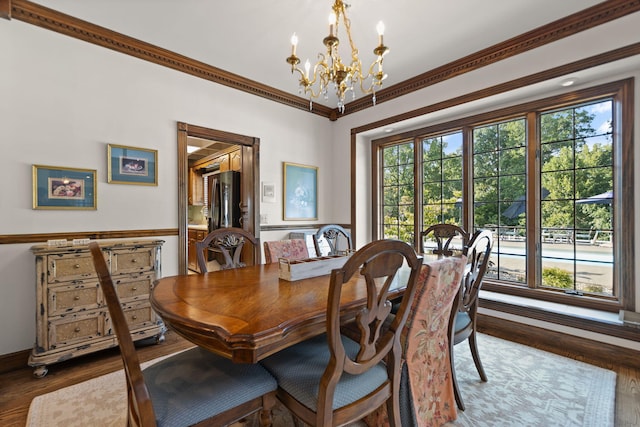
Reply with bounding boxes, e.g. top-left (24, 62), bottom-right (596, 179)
top-left (33, 165), bottom-right (97, 210)
top-left (108, 144), bottom-right (158, 186)
top-left (283, 162), bottom-right (318, 220)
